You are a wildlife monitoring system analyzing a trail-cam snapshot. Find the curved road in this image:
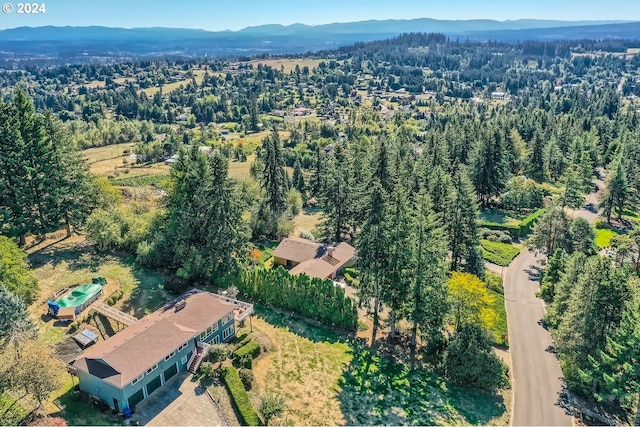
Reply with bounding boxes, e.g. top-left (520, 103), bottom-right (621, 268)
top-left (505, 173), bottom-right (604, 426)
